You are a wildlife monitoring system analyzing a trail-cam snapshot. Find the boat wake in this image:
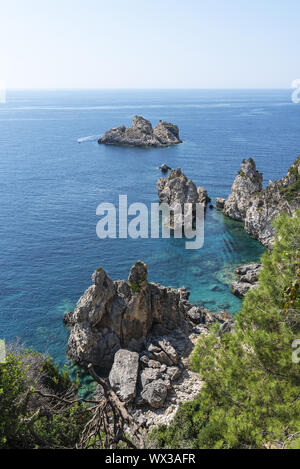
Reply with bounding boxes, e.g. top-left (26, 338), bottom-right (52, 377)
top-left (77, 135), bottom-right (101, 143)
